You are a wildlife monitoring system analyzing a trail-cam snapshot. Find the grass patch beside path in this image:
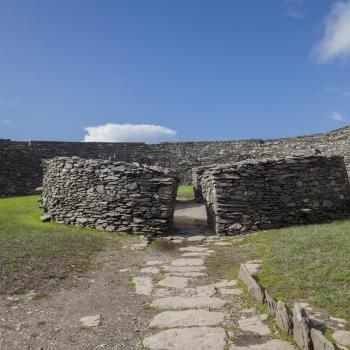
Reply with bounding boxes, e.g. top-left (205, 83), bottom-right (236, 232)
top-left (0, 195), bottom-right (115, 294)
top-left (233, 220), bottom-right (350, 323)
top-left (177, 186), bottom-right (194, 199)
